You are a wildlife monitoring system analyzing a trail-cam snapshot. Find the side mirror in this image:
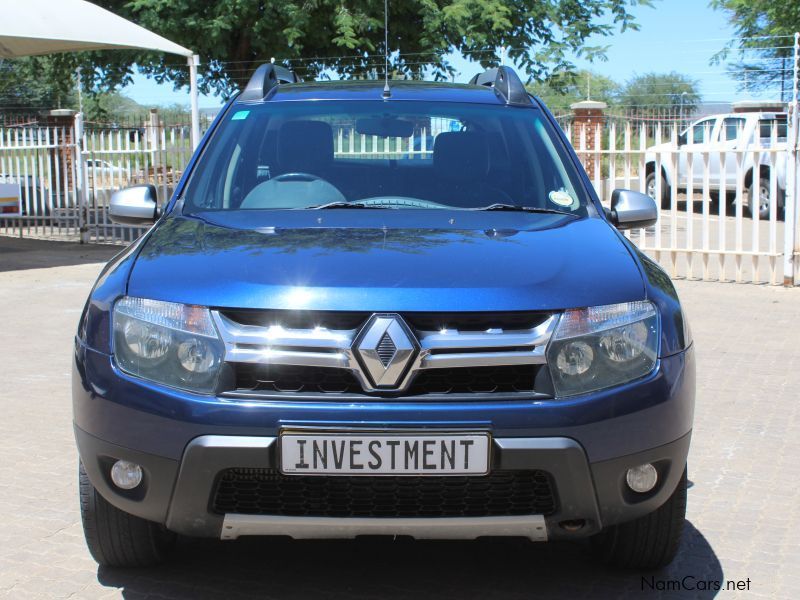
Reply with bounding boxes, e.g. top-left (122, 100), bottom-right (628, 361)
top-left (109, 184), bottom-right (159, 225)
top-left (609, 189), bottom-right (658, 230)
